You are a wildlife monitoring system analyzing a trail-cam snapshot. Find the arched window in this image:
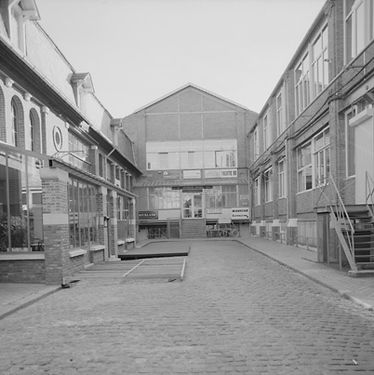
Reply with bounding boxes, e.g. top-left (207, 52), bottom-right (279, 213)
top-left (29, 109), bottom-right (40, 152)
top-left (10, 96), bottom-right (24, 148)
top-left (11, 101), bottom-right (18, 146)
